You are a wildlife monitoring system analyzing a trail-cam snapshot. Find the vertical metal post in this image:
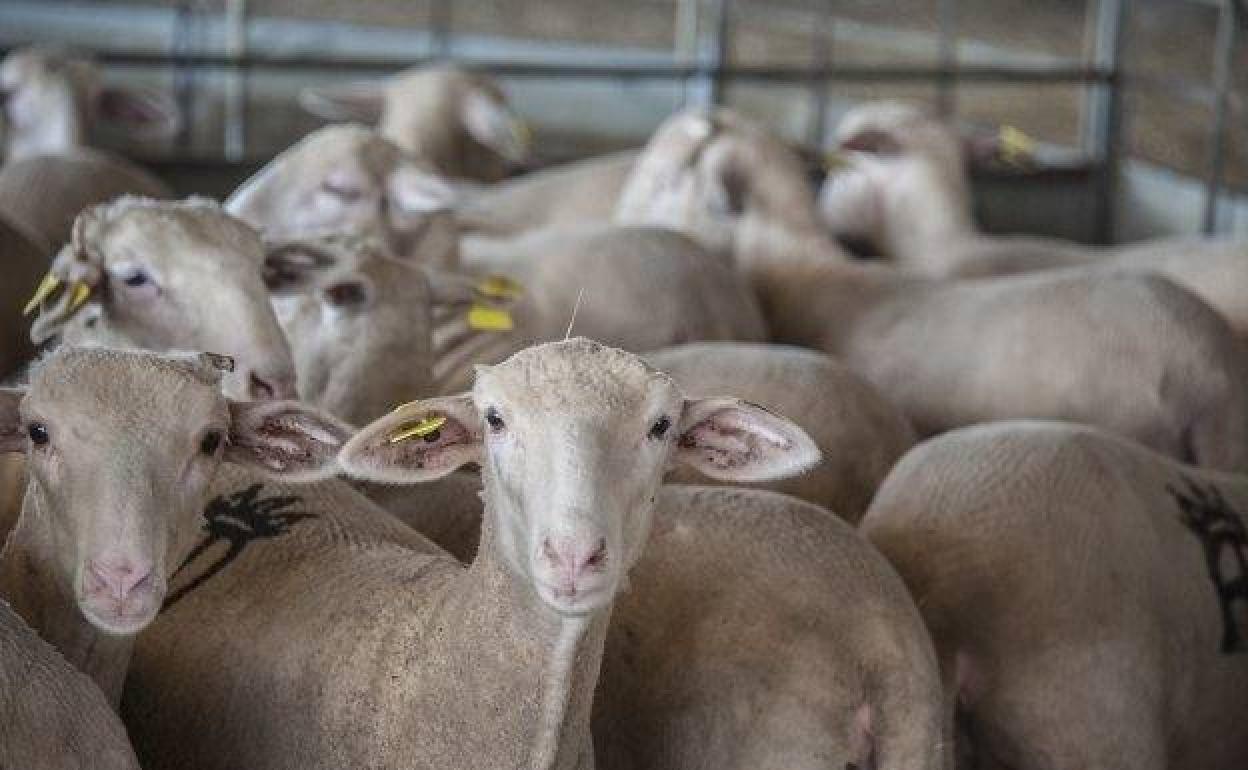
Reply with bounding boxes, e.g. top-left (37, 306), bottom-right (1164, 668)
top-left (172, 1), bottom-right (197, 152)
top-left (1084, 0), bottom-right (1126, 245)
top-left (675, 0), bottom-right (701, 107)
top-left (703, 0), bottom-right (730, 108)
top-left (807, 0), bottom-right (835, 148)
top-left (1203, 0), bottom-right (1239, 234)
top-left (937, 0), bottom-right (959, 117)
top-left (430, 0), bottom-right (453, 59)
top-left (223, 0), bottom-right (247, 162)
